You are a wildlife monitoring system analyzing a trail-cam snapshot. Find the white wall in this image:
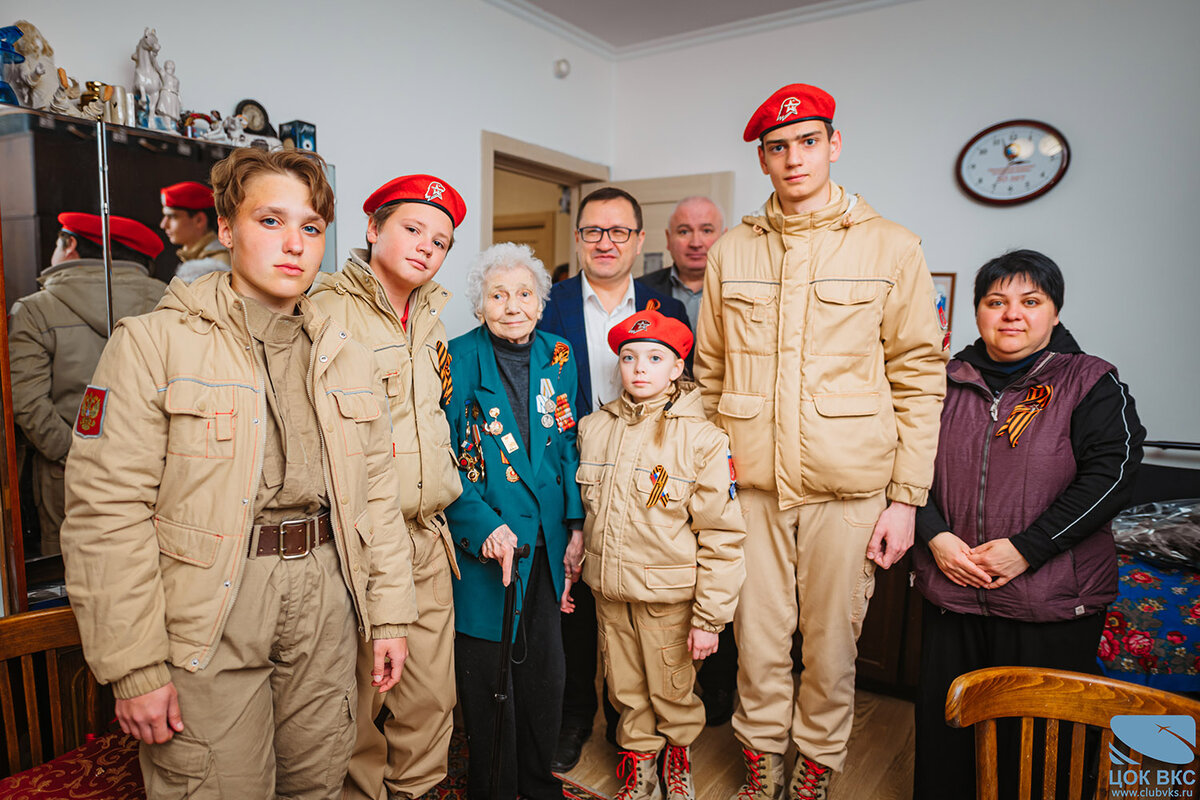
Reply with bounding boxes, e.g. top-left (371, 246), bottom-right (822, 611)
top-left (3, 0), bottom-right (613, 334)
top-left (7, 0), bottom-right (1198, 456)
top-left (612, 0), bottom-right (1200, 455)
